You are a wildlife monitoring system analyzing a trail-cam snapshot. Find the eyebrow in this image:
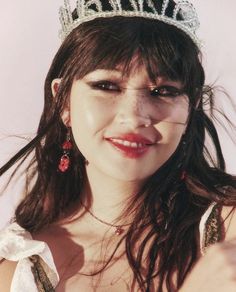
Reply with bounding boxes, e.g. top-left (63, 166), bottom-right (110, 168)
top-left (88, 69), bottom-right (123, 74)
top-left (84, 69), bottom-right (182, 86)
top-left (83, 69), bottom-right (125, 81)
